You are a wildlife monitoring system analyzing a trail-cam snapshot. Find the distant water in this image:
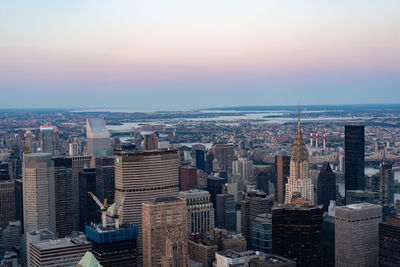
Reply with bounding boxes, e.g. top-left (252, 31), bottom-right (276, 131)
top-left (338, 168), bottom-right (400, 201)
